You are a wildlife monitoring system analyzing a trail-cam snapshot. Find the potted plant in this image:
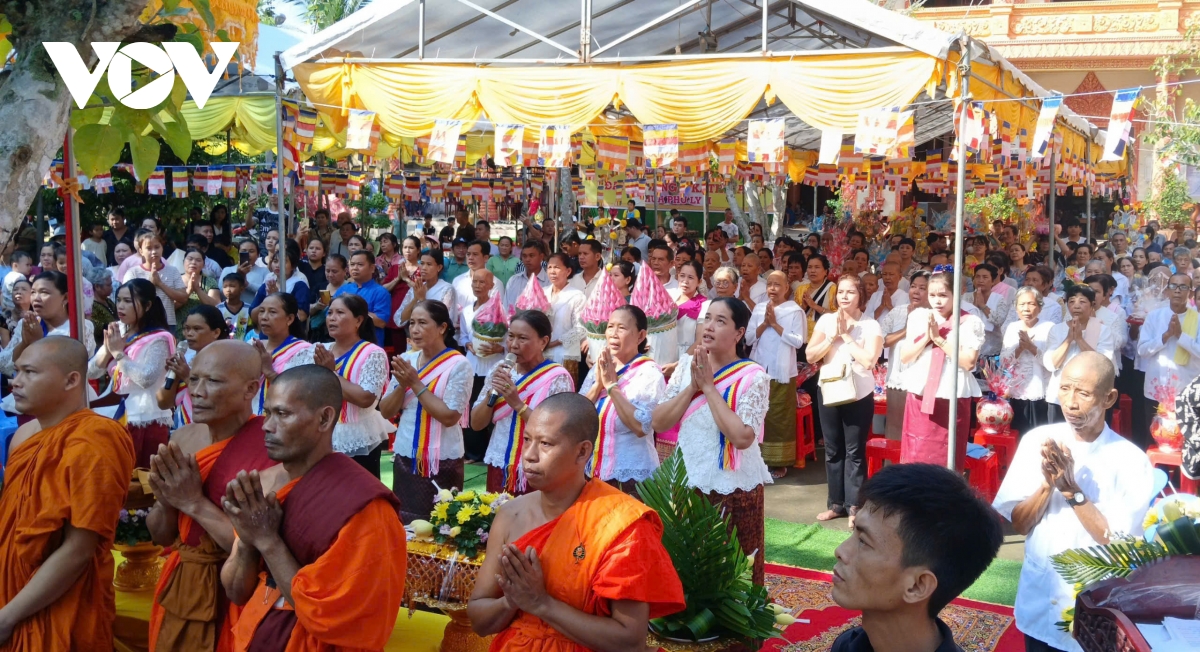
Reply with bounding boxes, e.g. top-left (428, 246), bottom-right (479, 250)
top-left (416, 488), bottom-right (511, 559)
top-left (637, 451), bottom-right (784, 648)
